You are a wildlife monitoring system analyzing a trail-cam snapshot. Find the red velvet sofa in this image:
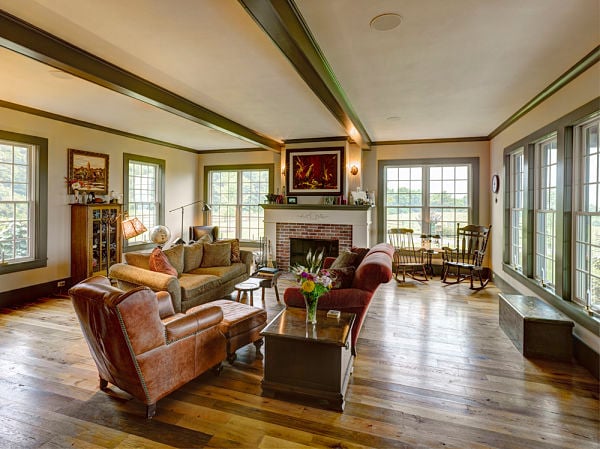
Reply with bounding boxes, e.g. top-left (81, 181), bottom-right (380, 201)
top-left (283, 243), bottom-right (394, 355)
